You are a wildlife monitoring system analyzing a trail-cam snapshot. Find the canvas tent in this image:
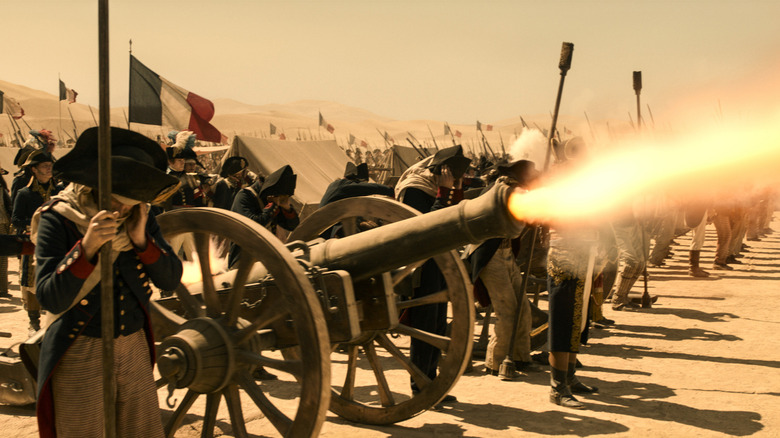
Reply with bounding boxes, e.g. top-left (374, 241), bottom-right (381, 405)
top-left (375, 145), bottom-right (435, 187)
top-left (221, 135), bottom-right (351, 219)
